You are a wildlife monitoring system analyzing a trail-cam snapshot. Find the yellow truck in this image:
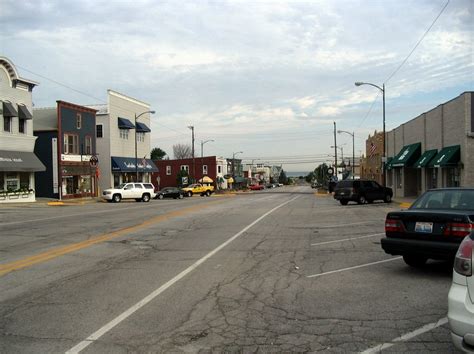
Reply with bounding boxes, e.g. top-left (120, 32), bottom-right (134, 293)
top-left (181, 183), bottom-right (214, 197)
